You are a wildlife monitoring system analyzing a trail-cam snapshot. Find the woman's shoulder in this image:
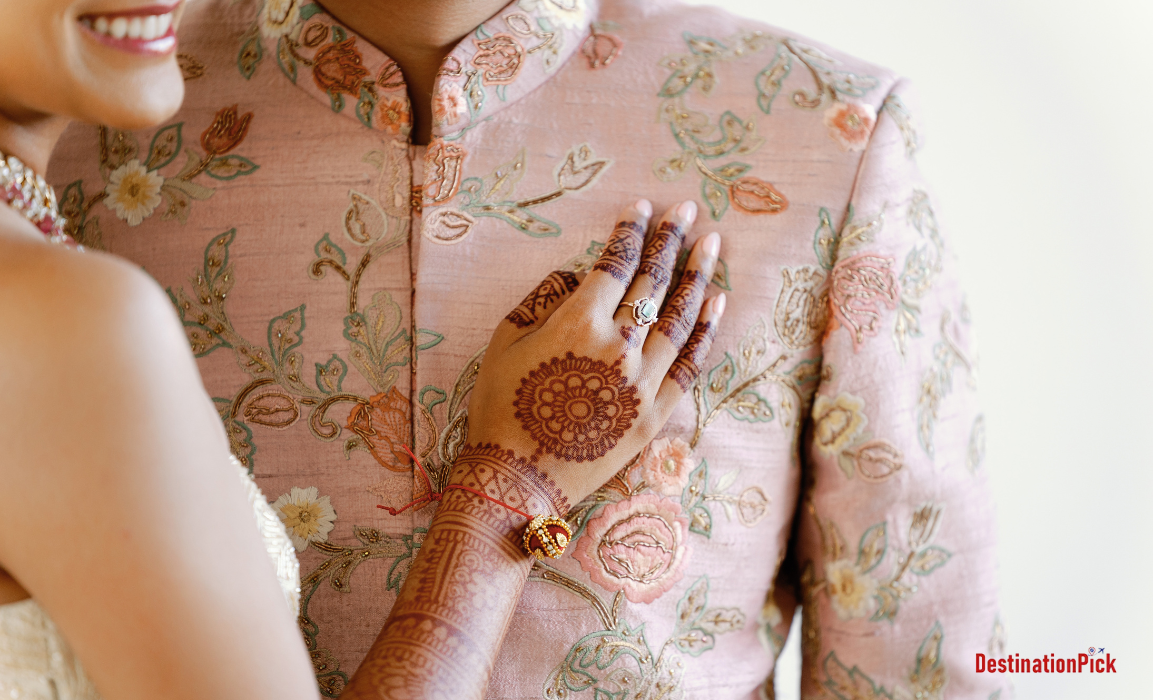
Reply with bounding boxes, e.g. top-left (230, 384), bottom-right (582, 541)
top-left (0, 221), bottom-right (186, 396)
